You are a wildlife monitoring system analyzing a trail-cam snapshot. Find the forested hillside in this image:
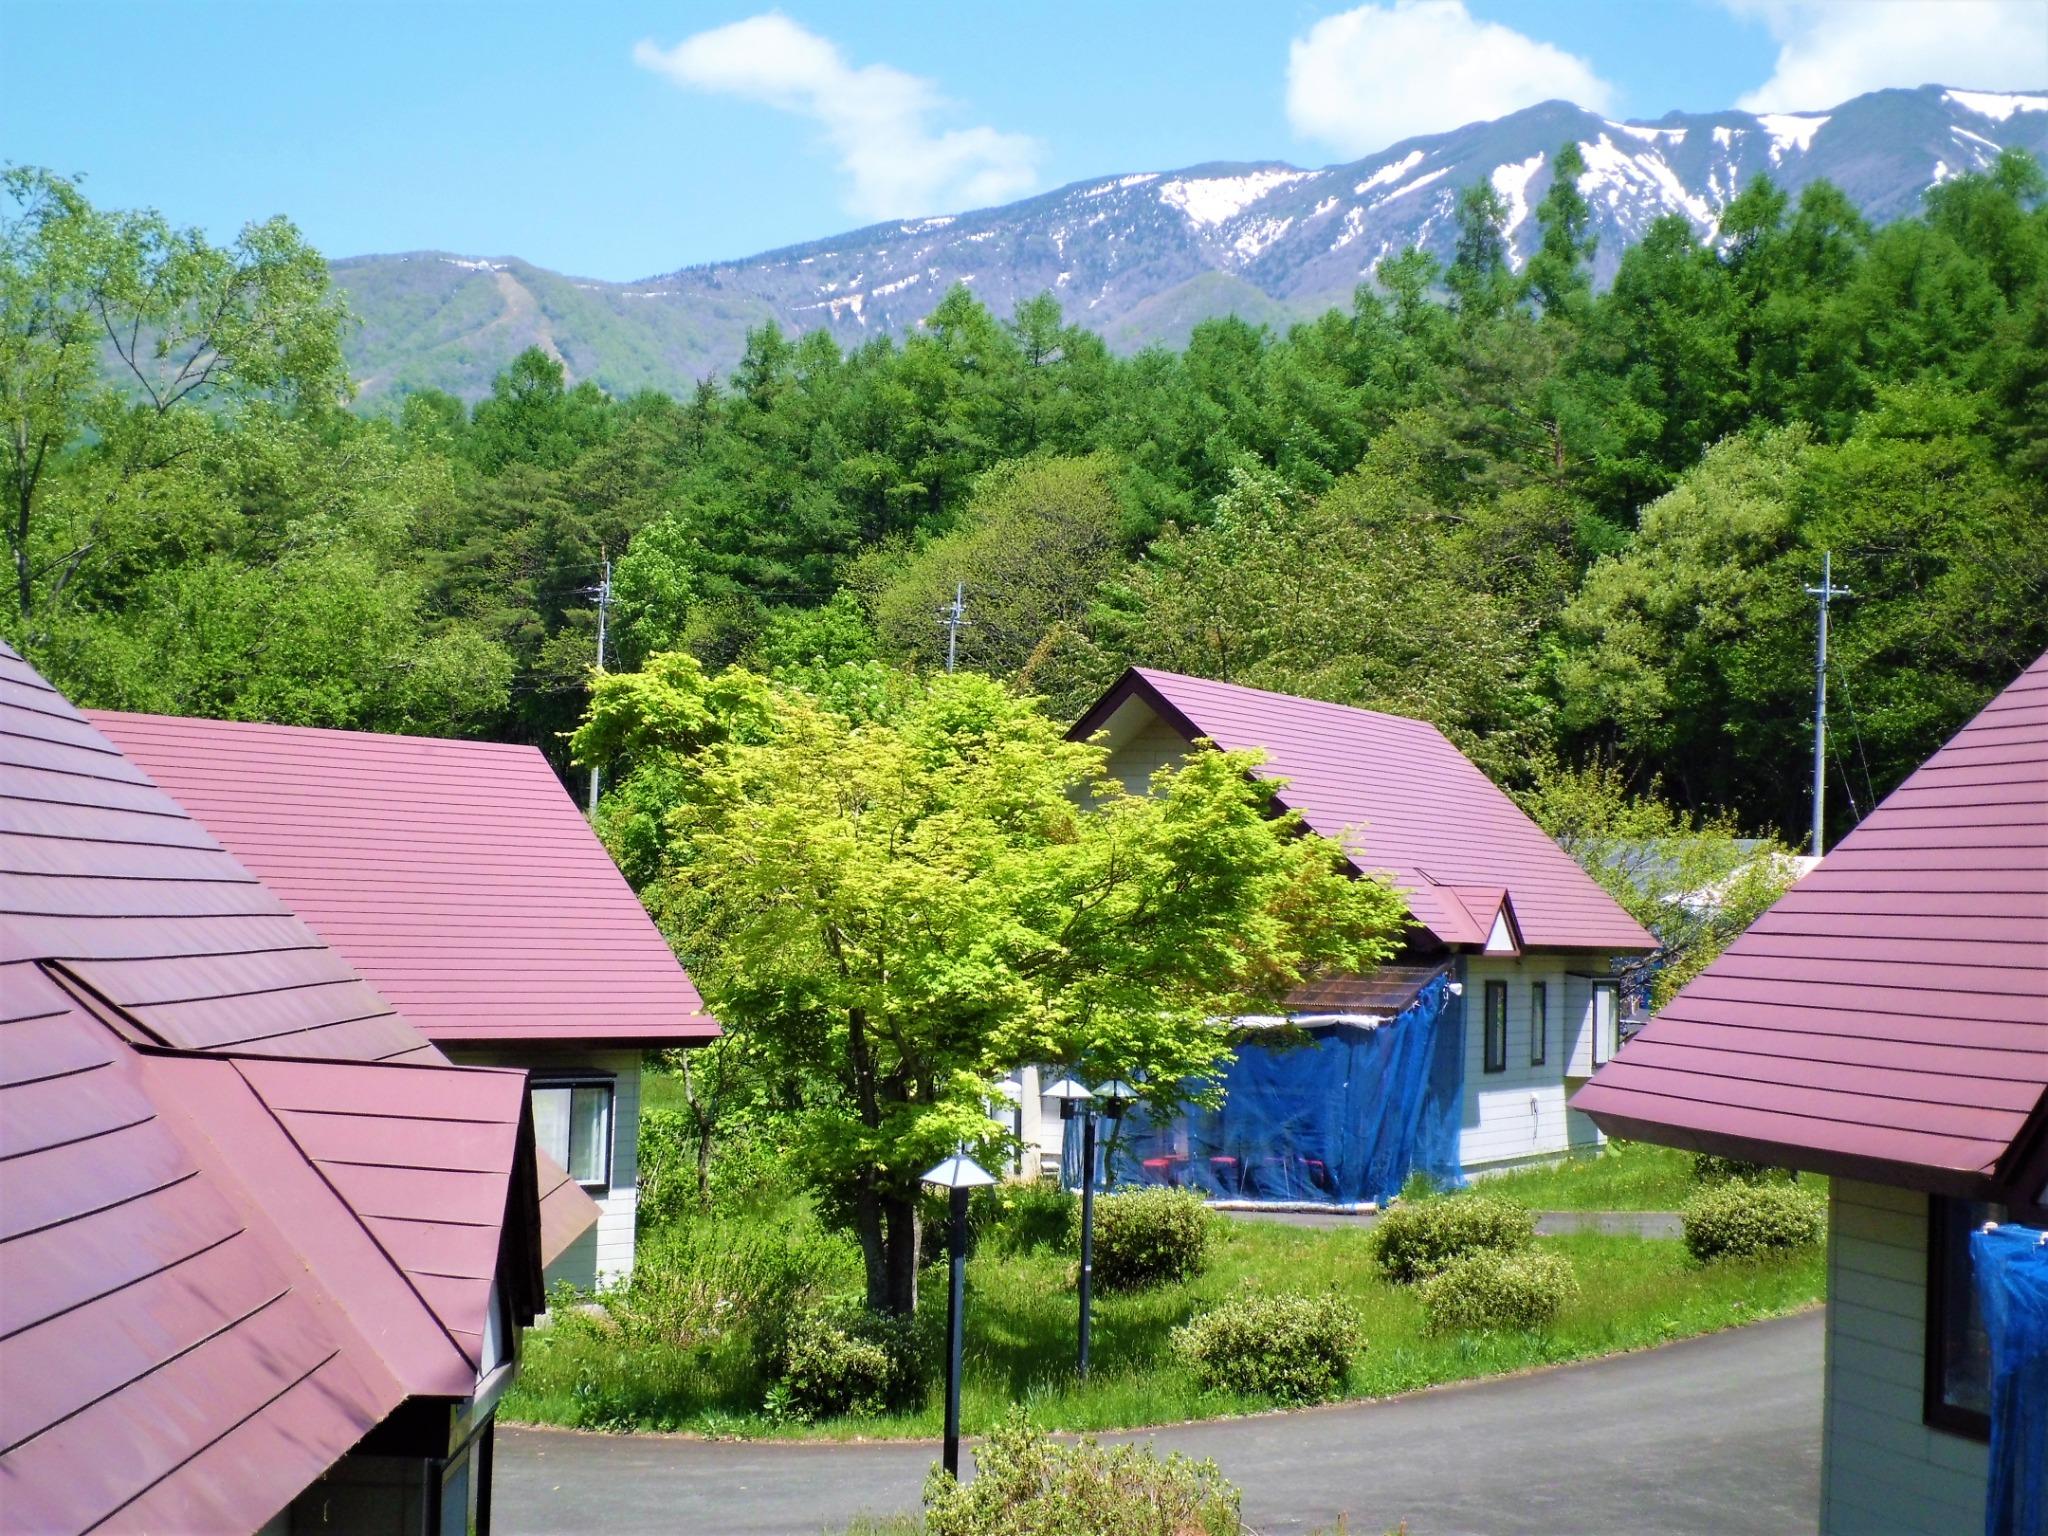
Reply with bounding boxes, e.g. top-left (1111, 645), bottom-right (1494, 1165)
top-left (5, 147), bottom-right (2045, 848)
